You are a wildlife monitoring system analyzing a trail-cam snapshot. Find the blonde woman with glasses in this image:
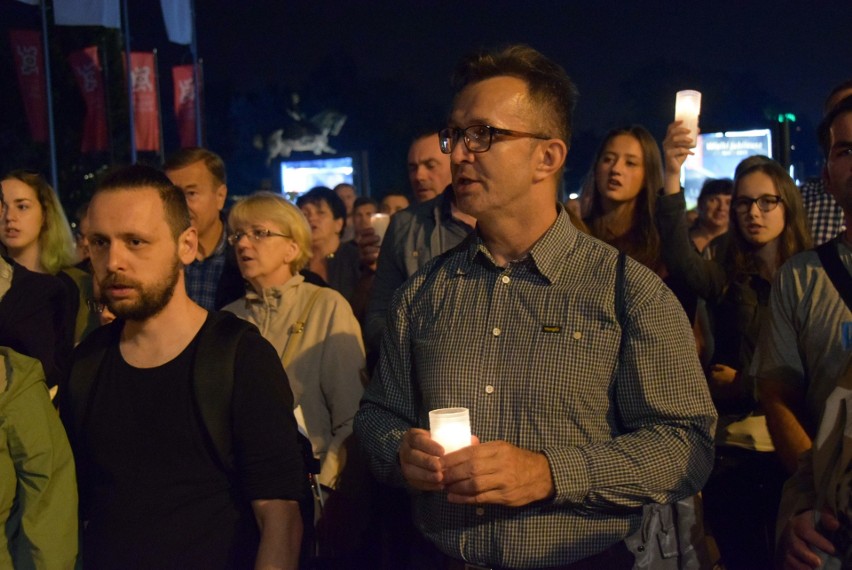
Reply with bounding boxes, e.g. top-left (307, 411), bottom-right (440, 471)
top-left (223, 192), bottom-right (365, 493)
